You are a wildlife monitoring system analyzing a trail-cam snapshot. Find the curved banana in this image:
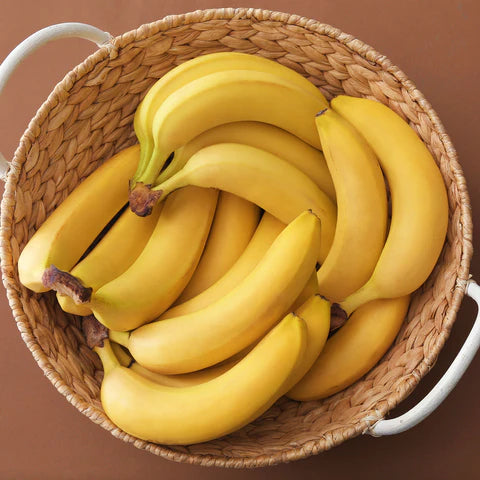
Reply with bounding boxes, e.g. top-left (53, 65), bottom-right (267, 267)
top-left (156, 121), bottom-right (336, 201)
top-left (118, 210), bottom-right (321, 374)
top-left (331, 96), bottom-right (448, 315)
top-left (125, 344), bottom-right (257, 388)
top-left (110, 341), bottom-right (133, 367)
top-left (134, 52), bottom-right (326, 179)
top-left (18, 145), bottom-right (139, 292)
top-left (161, 212), bottom-right (285, 319)
top-left (314, 109), bottom-right (388, 302)
top-left (152, 143), bottom-right (336, 262)
top-left (285, 294), bottom-right (331, 393)
top-left (96, 313), bottom-right (307, 445)
top-left (290, 269), bottom-right (319, 312)
top-left (175, 192), bottom-right (260, 304)
top-left (112, 287), bottom-right (324, 391)
top-left (89, 186), bottom-right (218, 331)
top-left (57, 204), bottom-right (163, 316)
top-left (129, 69), bottom-right (328, 206)
top-left (287, 295), bottom-right (410, 401)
